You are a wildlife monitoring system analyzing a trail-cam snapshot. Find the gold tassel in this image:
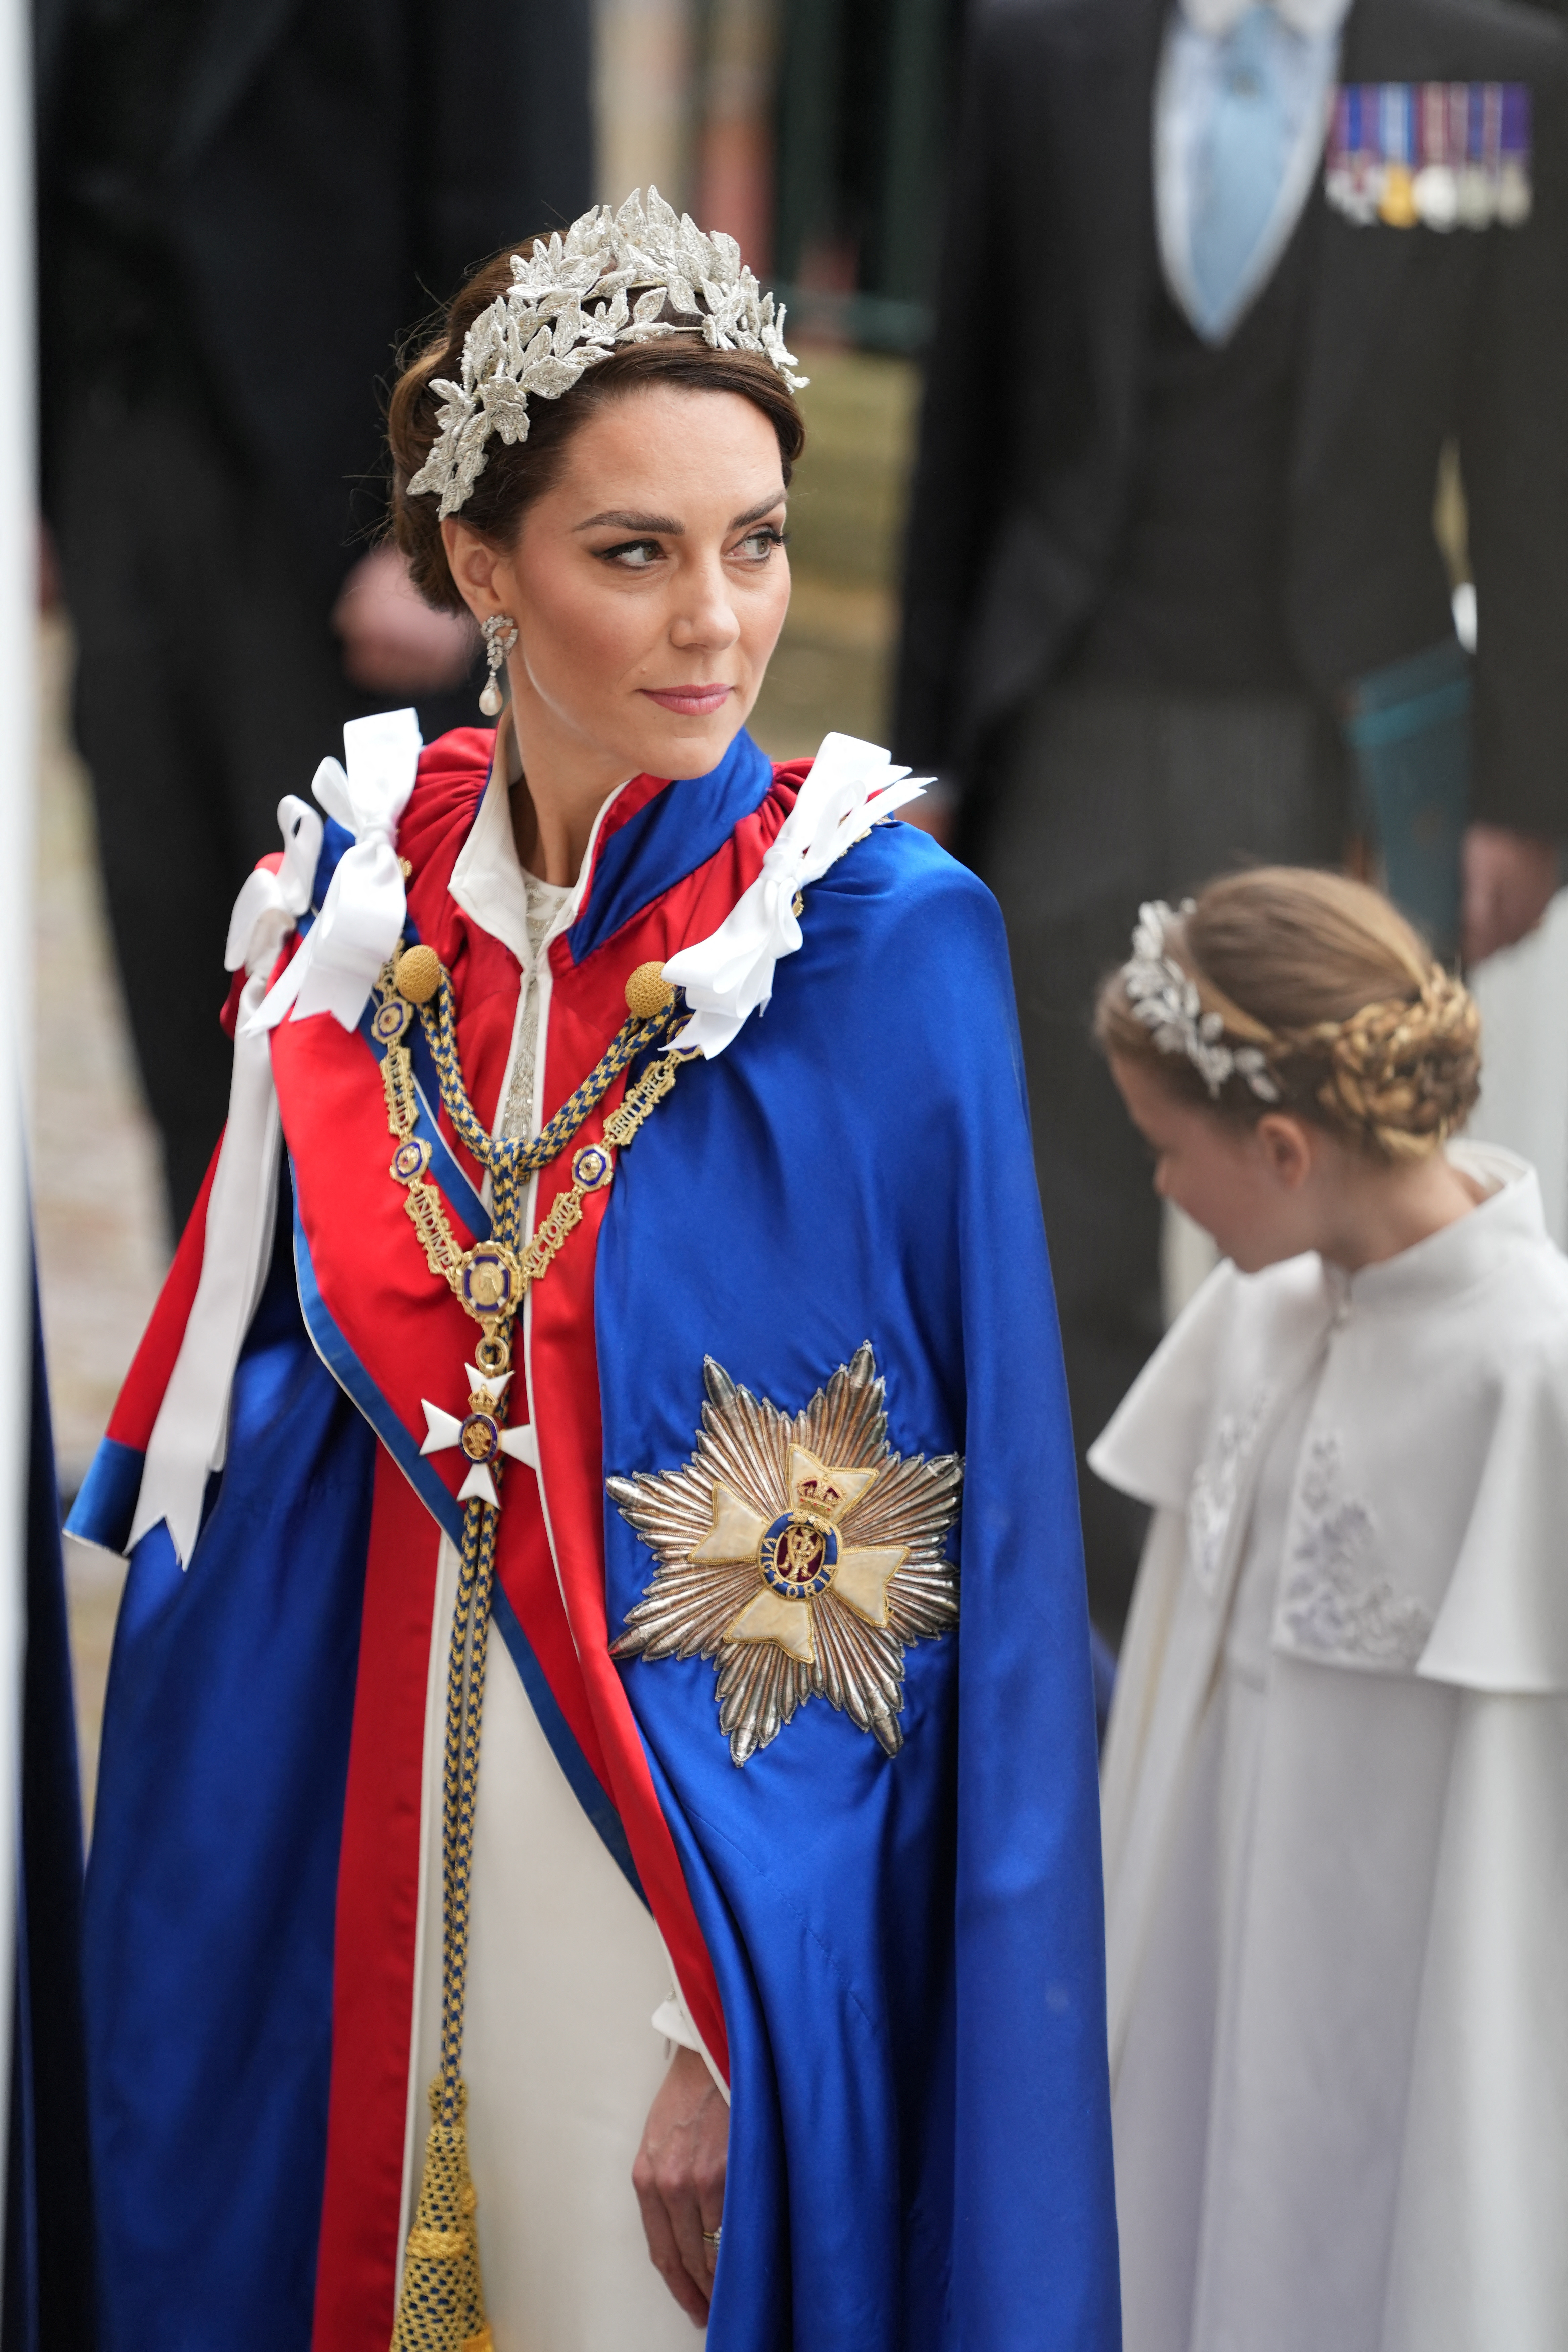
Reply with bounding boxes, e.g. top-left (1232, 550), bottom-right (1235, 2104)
top-left (390, 2077), bottom-right (492, 2352)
